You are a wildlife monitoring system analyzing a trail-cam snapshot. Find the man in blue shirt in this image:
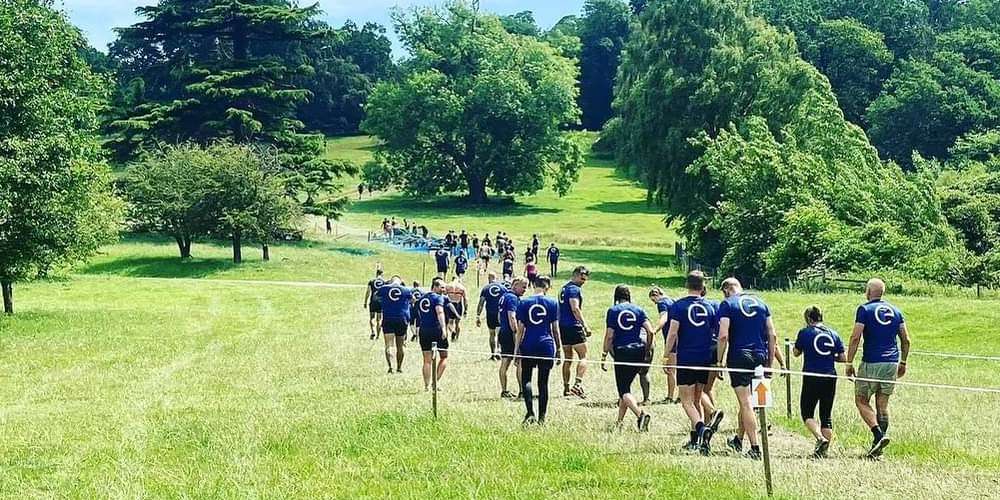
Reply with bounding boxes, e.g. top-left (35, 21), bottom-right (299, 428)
top-left (363, 269), bottom-right (386, 340)
top-left (665, 271), bottom-right (720, 456)
top-left (649, 286), bottom-right (676, 404)
top-left (498, 277), bottom-right (528, 399)
top-left (547, 243), bottom-right (560, 277)
top-left (515, 275), bottom-right (562, 424)
top-left (378, 276), bottom-right (413, 374)
top-left (794, 306), bottom-right (846, 458)
top-left (560, 265), bottom-right (593, 399)
top-left (454, 253), bottom-right (469, 279)
top-left (846, 278), bottom-right (911, 459)
top-left (434, 248), bottom-right (450, 278)
top-left (717, 278), bottom-right (775, 460)
top-left (601, 285), bottom-right (655, 431)
top-left (418, 278), bottom-right (451, 391)
top-left (476, 272), bottom-right (506, 361)
top-left (409, 281), bottom-right (423, 342)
